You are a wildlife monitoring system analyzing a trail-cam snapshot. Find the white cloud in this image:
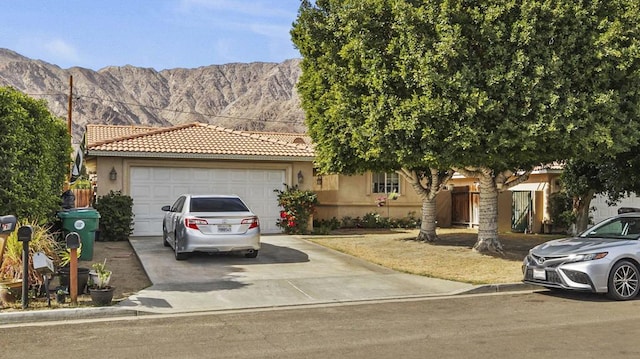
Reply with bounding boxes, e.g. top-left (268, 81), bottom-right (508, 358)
top-left (43, 39), bottom-right (81, 63)
top-left (178, 0), bottom-right (294, 19)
